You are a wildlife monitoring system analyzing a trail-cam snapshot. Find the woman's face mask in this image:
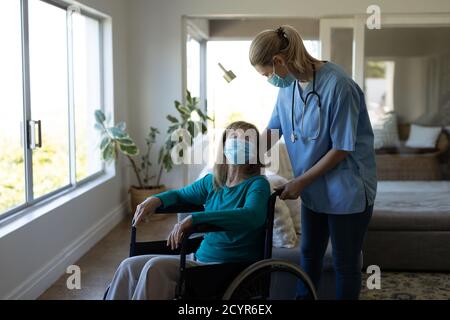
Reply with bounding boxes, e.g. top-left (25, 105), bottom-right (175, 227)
top-left (267, 62), bottom-right (296, 88)
top-left (223, 138), bottom-right (257, 165)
